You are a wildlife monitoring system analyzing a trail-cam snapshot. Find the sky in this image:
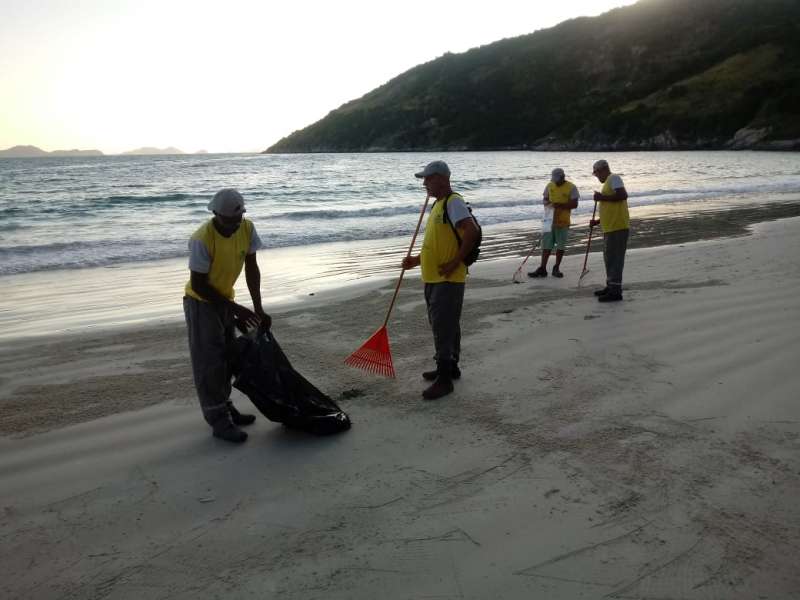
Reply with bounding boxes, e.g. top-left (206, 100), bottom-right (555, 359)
top-left (0, 0), bottom-right (637, 154)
